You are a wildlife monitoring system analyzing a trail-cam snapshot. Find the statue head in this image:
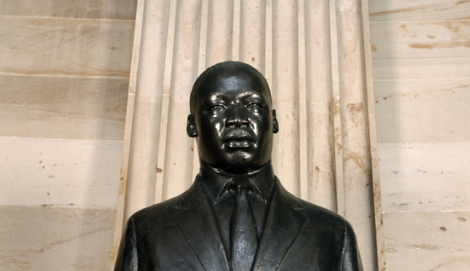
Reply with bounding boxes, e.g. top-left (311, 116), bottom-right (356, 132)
top-left (187, 61), bottom-right (279, 175)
